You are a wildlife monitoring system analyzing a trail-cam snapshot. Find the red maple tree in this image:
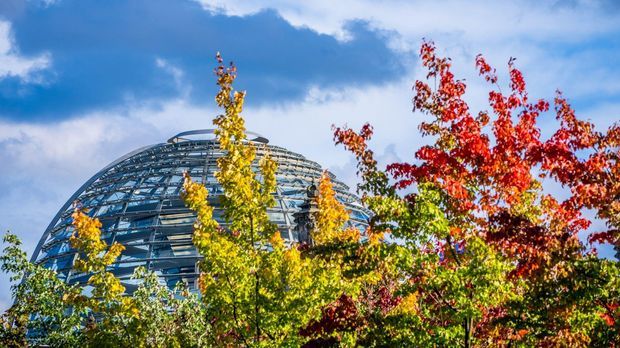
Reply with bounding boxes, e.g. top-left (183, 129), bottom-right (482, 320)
top-left (333, 41), bottom-right (619, 346)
